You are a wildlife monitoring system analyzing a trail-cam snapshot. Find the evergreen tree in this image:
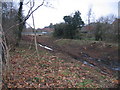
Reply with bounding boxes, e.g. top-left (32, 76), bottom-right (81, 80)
top-left (54, 11), bottom-right (84, 39)
top-left (63, 11), bottom-right (84, 39)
